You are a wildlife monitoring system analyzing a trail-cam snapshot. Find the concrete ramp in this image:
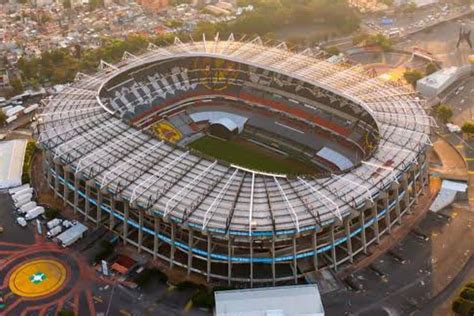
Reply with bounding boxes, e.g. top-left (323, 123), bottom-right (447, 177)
top-left (429, 180), bottom-right (468, 212)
